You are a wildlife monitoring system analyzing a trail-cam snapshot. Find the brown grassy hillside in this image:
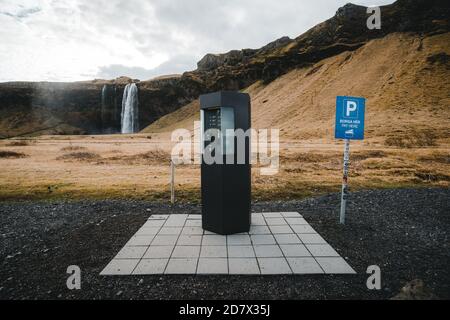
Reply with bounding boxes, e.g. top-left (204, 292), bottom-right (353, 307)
top-left (142, 32), bottom-right (450, 146)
